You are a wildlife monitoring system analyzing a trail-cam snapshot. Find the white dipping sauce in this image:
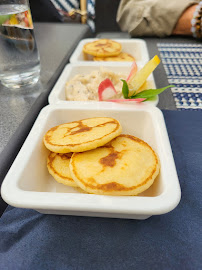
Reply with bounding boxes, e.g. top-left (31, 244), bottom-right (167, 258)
top-left (65, 68), bottom-right (127, 101)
